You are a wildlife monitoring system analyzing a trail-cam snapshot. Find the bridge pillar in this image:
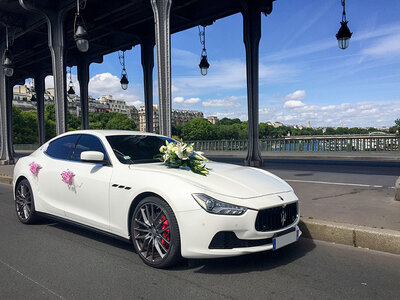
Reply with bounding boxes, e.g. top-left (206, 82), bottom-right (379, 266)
top-left (0, 44), bottom-right (14, 164)
top-left (20, 0), bottom-right (68, 136)
top-left (151, 0), bottom-right (172, 137)
top-left (34, 71), bottom-right (46, 145)
top-left (141, 38), bottom-right (155, 133)
top-left (77, 58), bottom-right (90, 130)
top-left (242, 0), bottom-right (263, 167)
